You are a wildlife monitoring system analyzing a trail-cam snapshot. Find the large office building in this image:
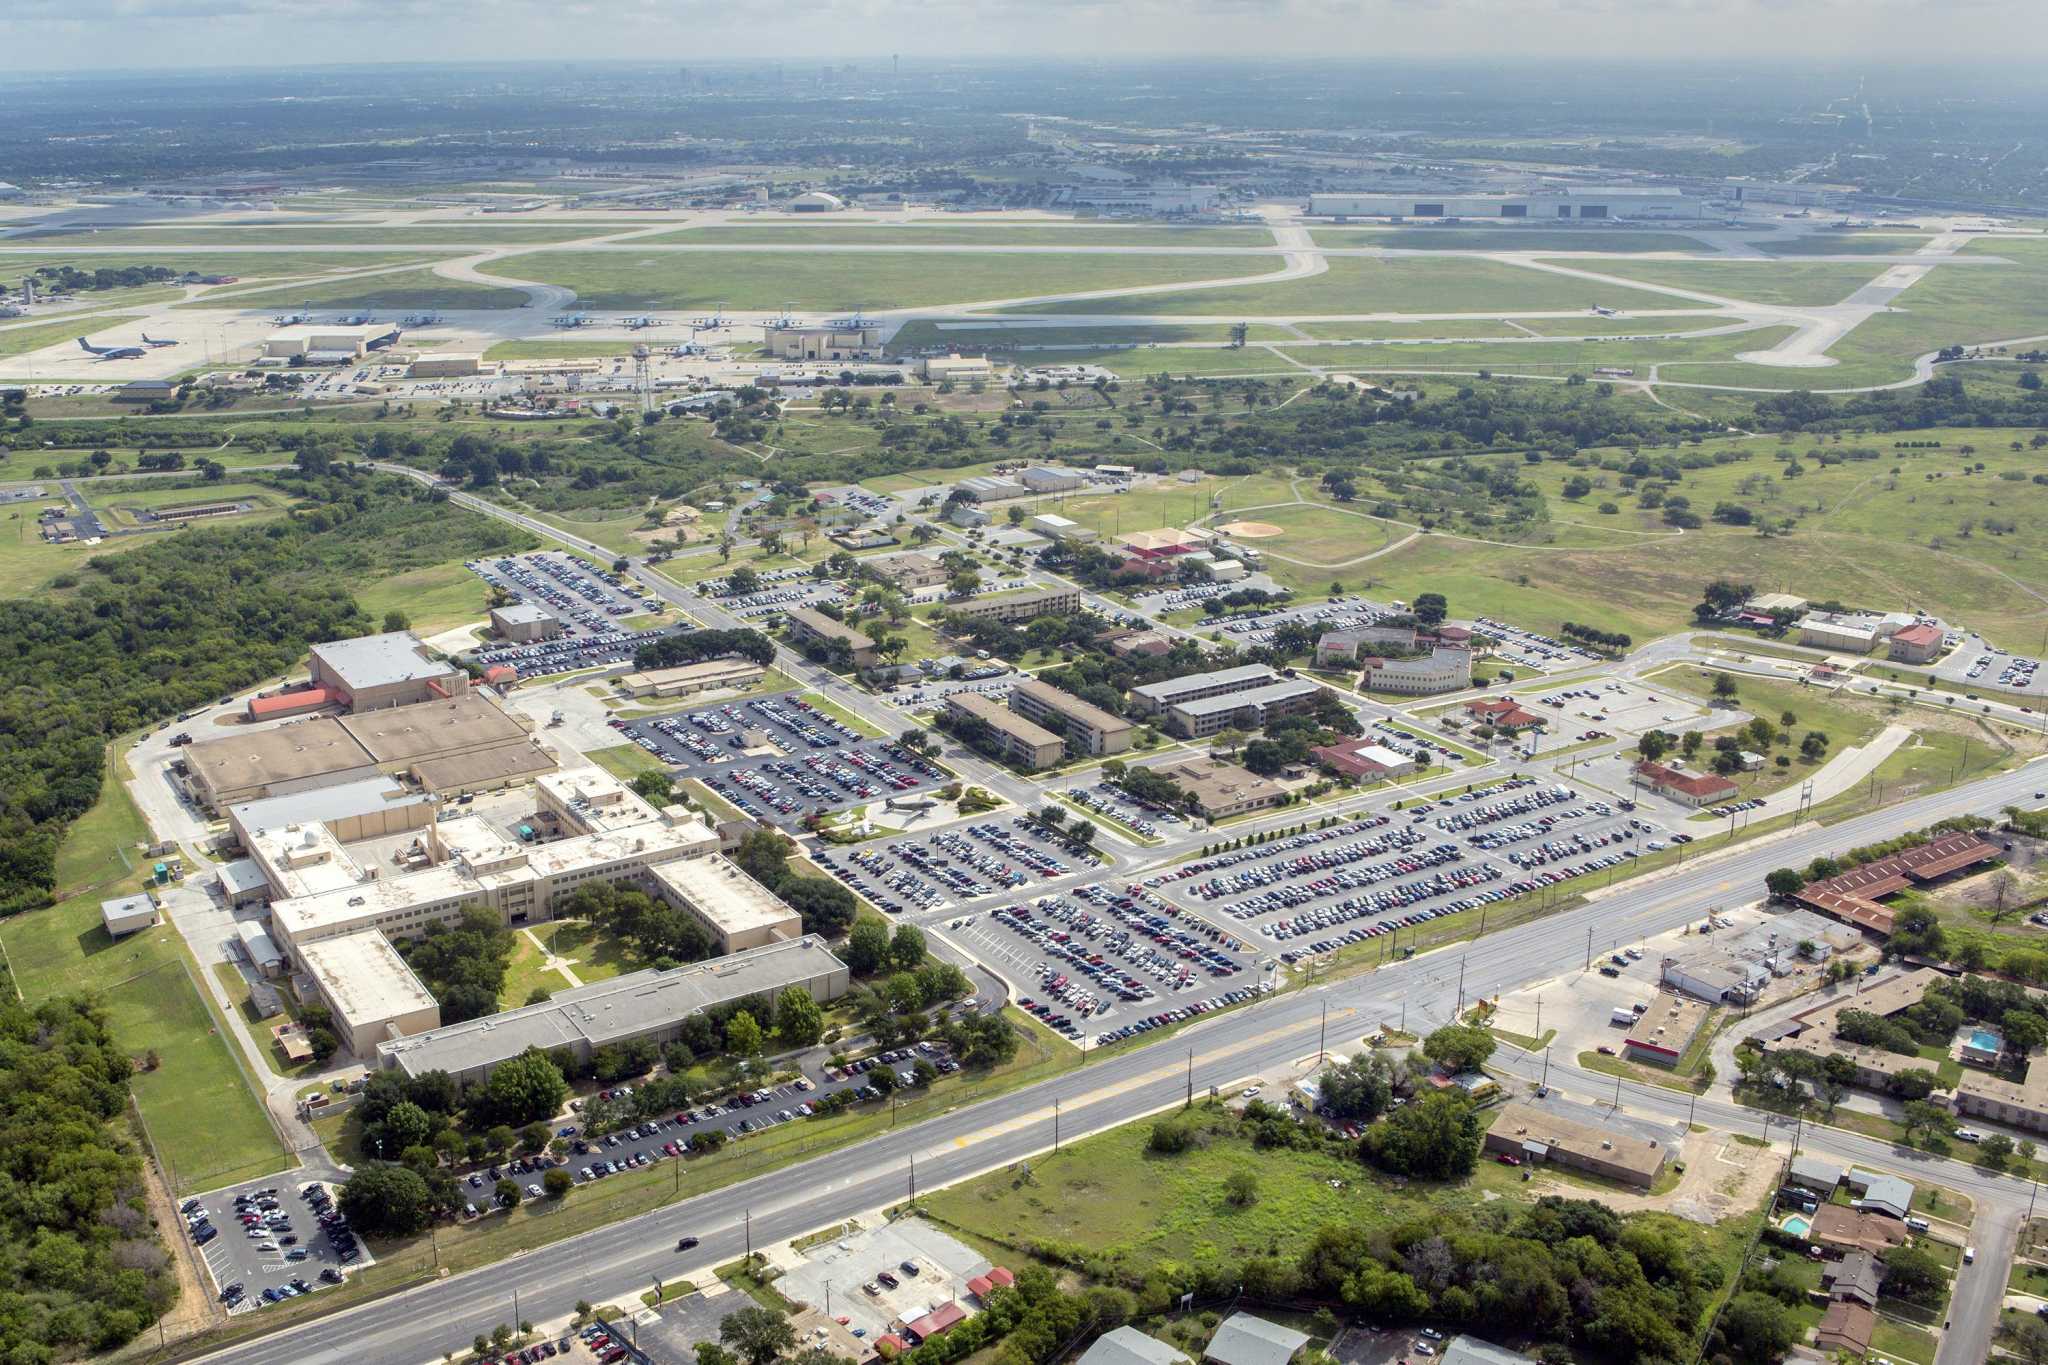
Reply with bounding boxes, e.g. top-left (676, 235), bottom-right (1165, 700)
top-left (866, 552), bottom-right (950, 591)
top-left (1798, 613), bottom-right (1883, 654)
top-left (764, 320), bottom-right (881, 361)
top-left (1150, 756), bottom-right (1285, 819)
top-left (1308, 187), bottom-right (1702, 221)
top-left (945, 692), bottom-right (1066, 770)
top-left (1055, 184), bottom-right (1221, 215)
top-left (944, 586), bottom-right (1085, 625)
top-left (1163, 677), bottom-right (1325, 739)
top-left (309, 631), bottom-right (470, 712)
top-left (1010, 679), bottom-right (1133, 757)
top-left (646, 854), bottom-right (802, 955)
top-left (1360, 646), bottom-right (1473, 696)
top-left (613, 658), bottom-right (767, 699)
top-left (1129, 663), bottom-right (1281, 717)
top-left (377, 935), bottom-right (850, 1085)
top-left (783, 605), bottom-right (879, 667)
top-left (297, 932), bottom-right (441, 1057)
